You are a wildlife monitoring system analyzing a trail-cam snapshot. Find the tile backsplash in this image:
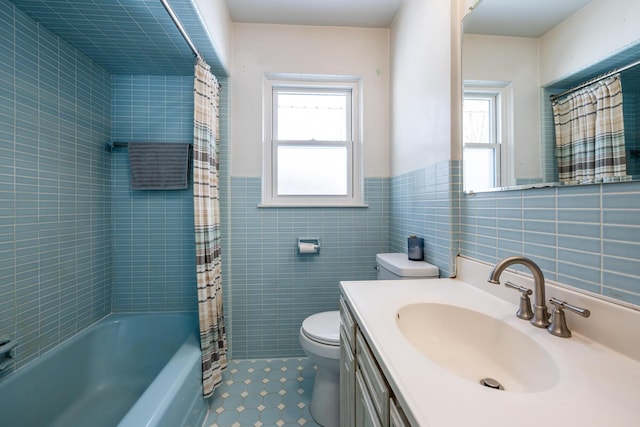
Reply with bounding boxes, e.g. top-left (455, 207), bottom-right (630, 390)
top-left (460, 181), bottom-right (640, 306)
